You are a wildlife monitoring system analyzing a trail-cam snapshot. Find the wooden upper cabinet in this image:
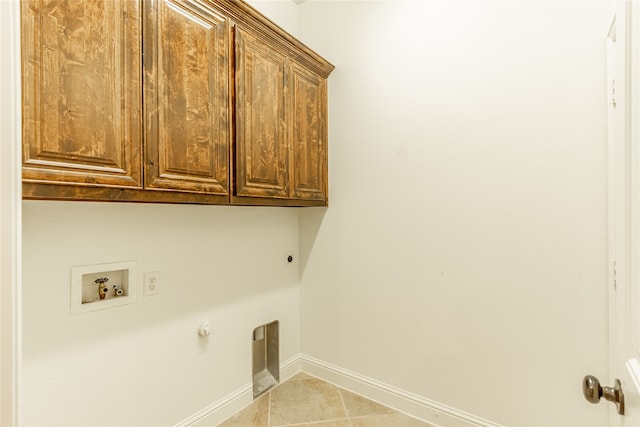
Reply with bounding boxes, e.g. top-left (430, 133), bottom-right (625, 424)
top-left (143, 0), bottom-right (230, 197)
top-left (21, 0), bottom-right (142, 188)
top-left (234, 27), bottom-right (331, 205)
top-left (21, 0), bottom-right (333, 205)
top-left (290, 63), bottom-right (328, 202)
top-left (234, 28), bottom-right (289, 199)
